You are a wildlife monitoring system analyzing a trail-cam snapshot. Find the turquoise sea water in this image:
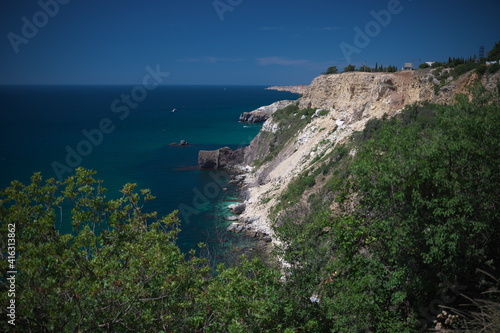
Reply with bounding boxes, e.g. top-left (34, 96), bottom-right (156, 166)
top-left (0, 85), bottom-right (298, 252)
